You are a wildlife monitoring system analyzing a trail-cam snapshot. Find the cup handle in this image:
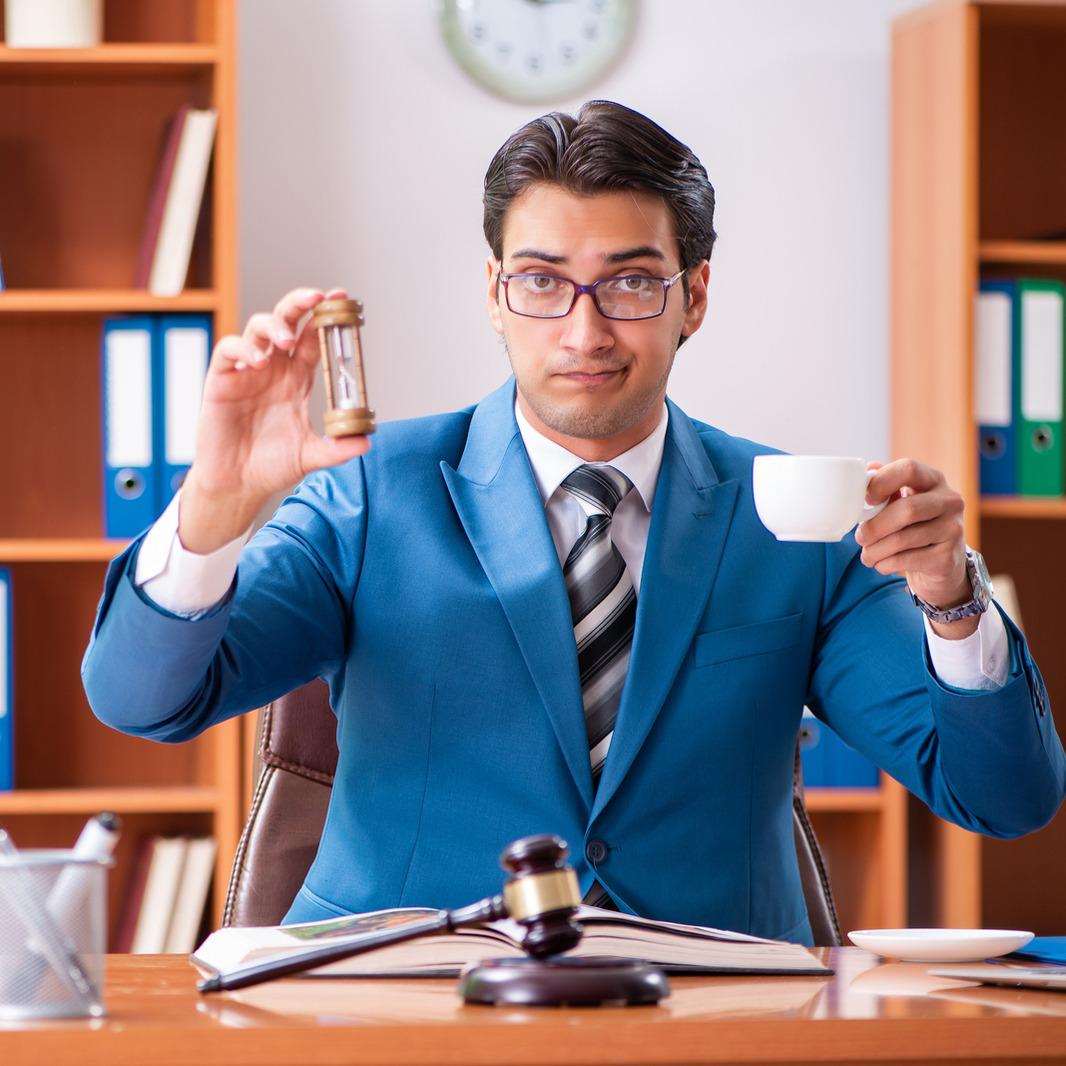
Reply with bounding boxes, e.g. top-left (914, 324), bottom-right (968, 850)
top-left (862, 470), bottom-right (887, 519)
